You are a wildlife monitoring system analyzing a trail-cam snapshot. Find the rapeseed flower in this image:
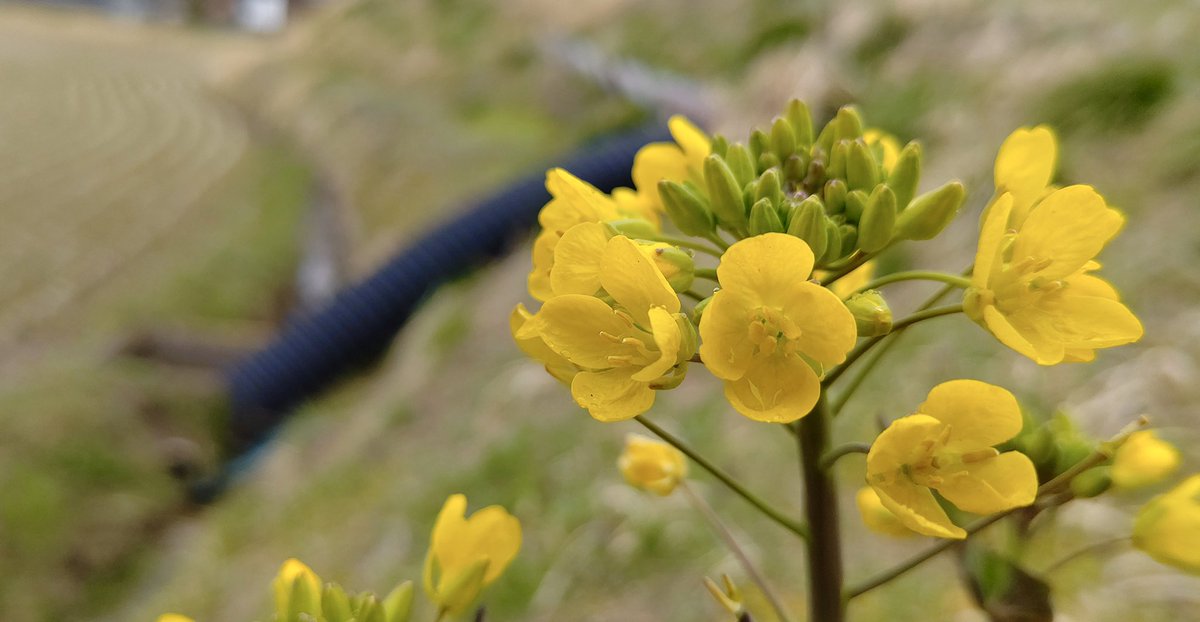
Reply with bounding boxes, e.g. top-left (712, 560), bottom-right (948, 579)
top-left (866, 380), bottom-right (1038, 539)
top-left (698, 233), bottom-right (857, 423)
top-left (619, 433), bottom-right (688, 495)
top-left (424, 494), bottom-right (521, 615)
top-left (1112, 430), bottom-right (1181, 490)
top-left (855, 486), bottom-right (915, 537)
top-left (1133, 474), bottom-right (1200, 574)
